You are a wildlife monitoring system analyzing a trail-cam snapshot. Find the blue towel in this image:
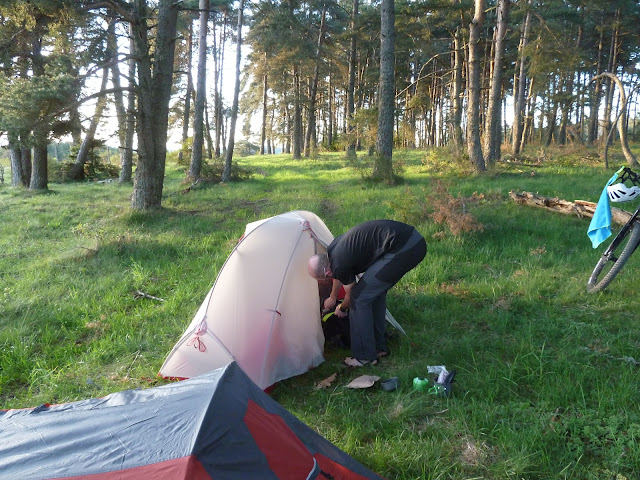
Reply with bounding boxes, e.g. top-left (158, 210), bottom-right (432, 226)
top-left (587, 173), bottom-right (619, 248)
